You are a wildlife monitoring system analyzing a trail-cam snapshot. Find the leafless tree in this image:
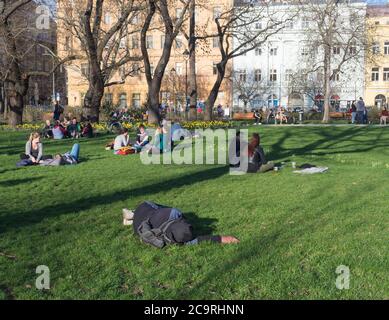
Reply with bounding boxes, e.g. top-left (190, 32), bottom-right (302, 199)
top-left (140, 0), bottom-right (192, 124)
top-left (57, 0), bottom-right (144, 122)
top-left (197, 0), bottom-right (299, 120)
top-left (232, 69), bottom-right (266, 111)
top-left (0, 0), bottom-right (67, 126)
top-left (297, 0), bottom-right (371, 122)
